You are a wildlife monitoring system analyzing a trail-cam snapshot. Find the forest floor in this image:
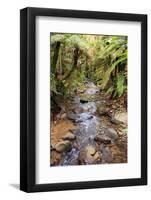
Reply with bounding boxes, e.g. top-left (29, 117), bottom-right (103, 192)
top-left (50, 81), bottom-right (127, 166)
